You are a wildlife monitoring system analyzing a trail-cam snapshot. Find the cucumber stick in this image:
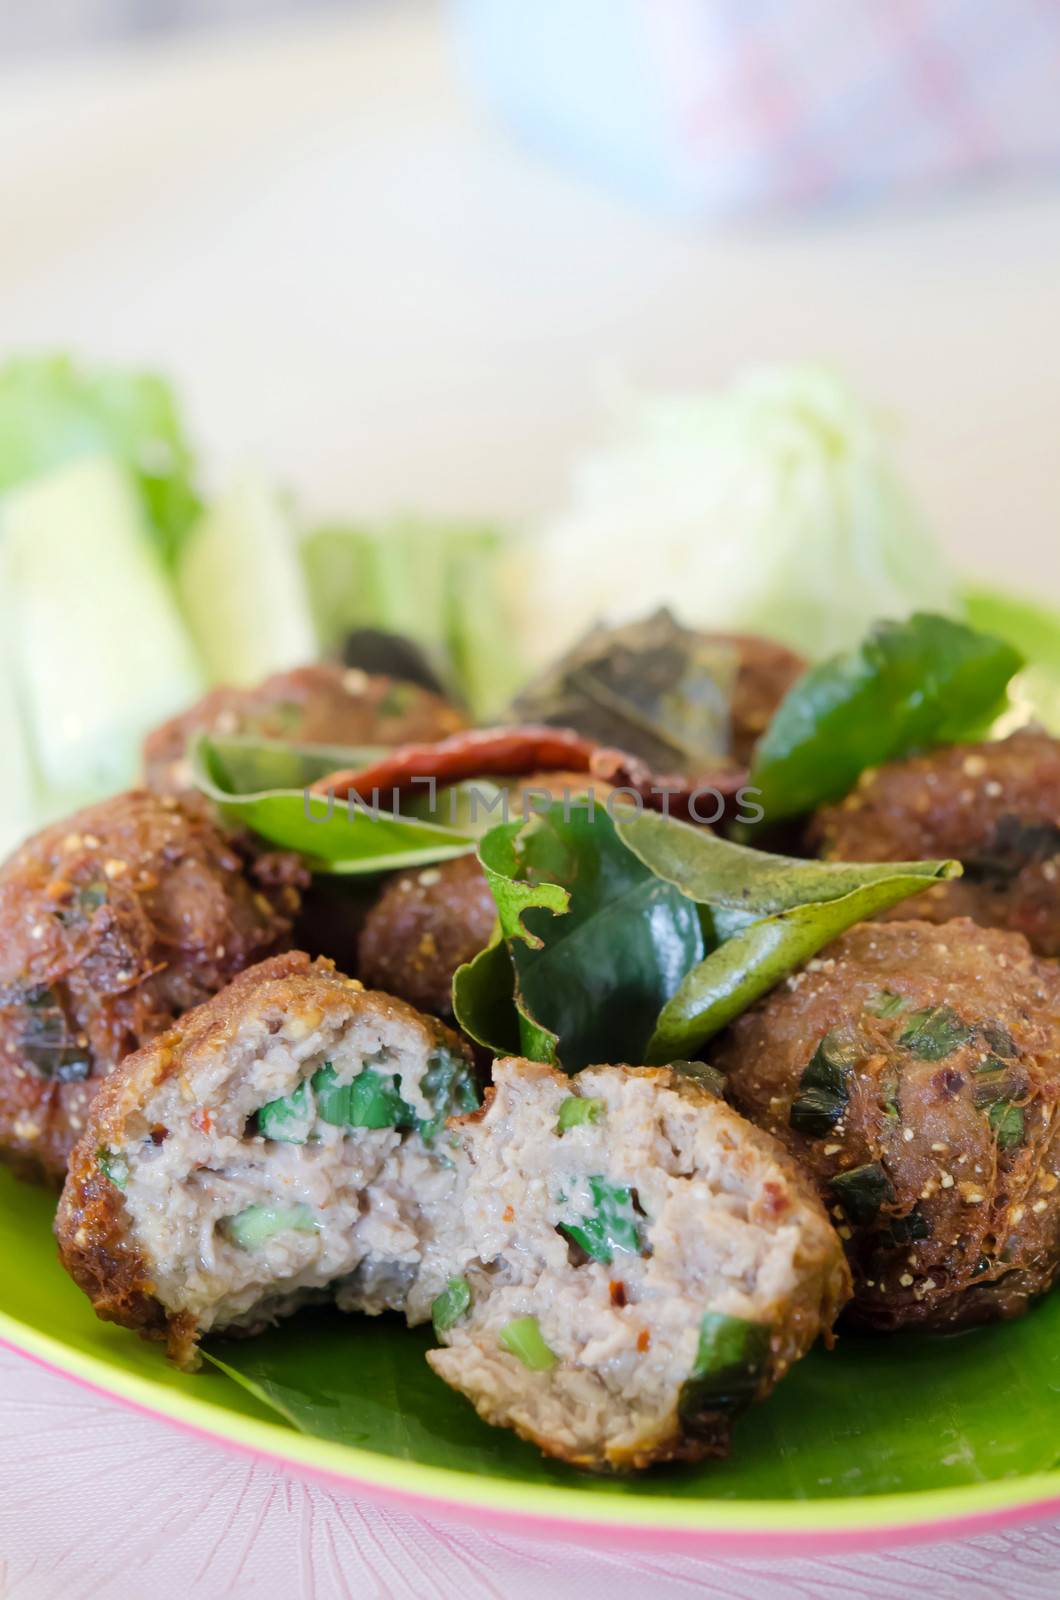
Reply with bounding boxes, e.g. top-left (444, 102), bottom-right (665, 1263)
top-left (178, 475), bottom-right (316, 686)
top-left (3, 456), bottom-right (203, 801)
